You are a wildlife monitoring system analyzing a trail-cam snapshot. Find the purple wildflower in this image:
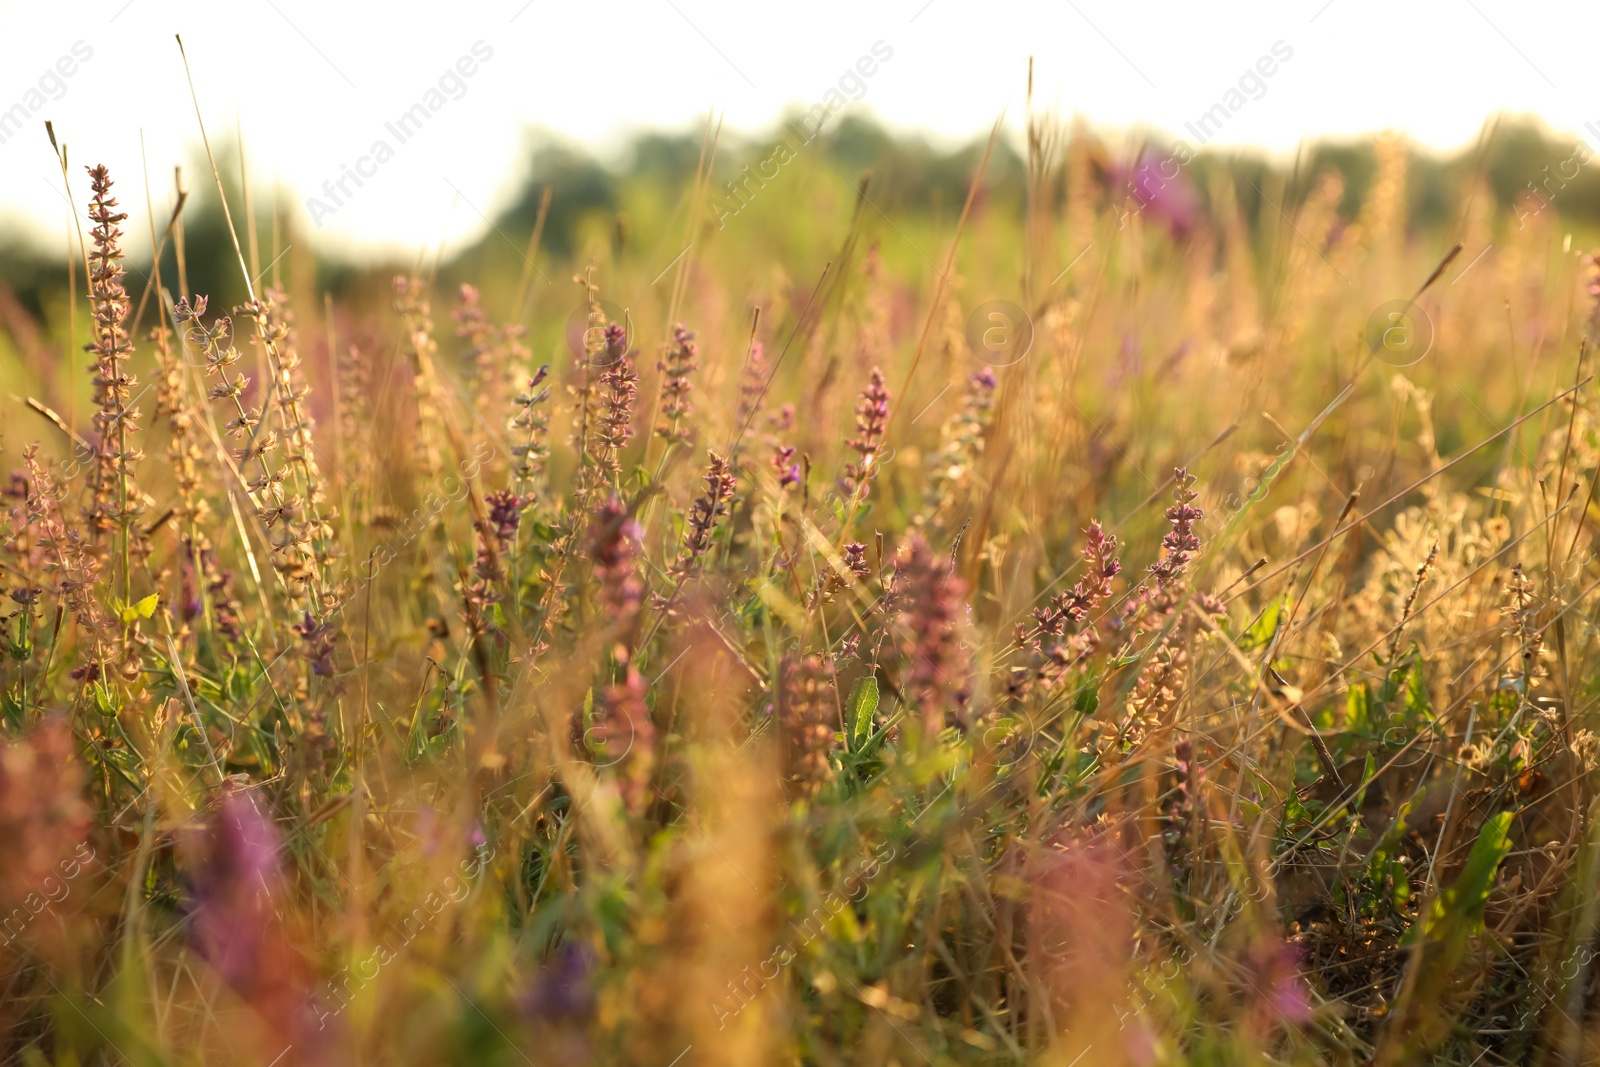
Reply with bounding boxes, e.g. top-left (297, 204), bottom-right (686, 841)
top-left (594, 333), bottom-right (639, 473)
top-left (590, 496), bottom-right (645, 634)
top-left (519, 942), bottom-right (596, 1023)
top-left (295, 612), bottom-right (337, 677)
top-left (189, 791), bottom-right (281, 991)
top-left (1033, 522), bottom-right (1121, 645)
top-left (0, 720), bottom-right (91, 918)
top-left (894, 534), bottom-right (971, 734)
top-left (486, 489), bottom-right (523, 546)
top-left (656, 323), bottom-right (699, 441)
top-left (1246, 936), bottom-right (1313, 1029)
top-left (188, 790), bottom-right (337, 1062)
top-left (773, 443), bottom-right (801, 487)
top-left (1149, 468), bottom-right (1202, 590)
top-left (1108, 149), bottom-right (1200, 237)
top-left (603, 321), bottom-right (627, 365)
top-left (596, 658), bottom-right (654, 816)
top-left (778, 654), bottom-right (834, 798)
top-left (670, 452), bottom-right (735, 583)
top-left (842, 366), bottom-right (890, 504)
